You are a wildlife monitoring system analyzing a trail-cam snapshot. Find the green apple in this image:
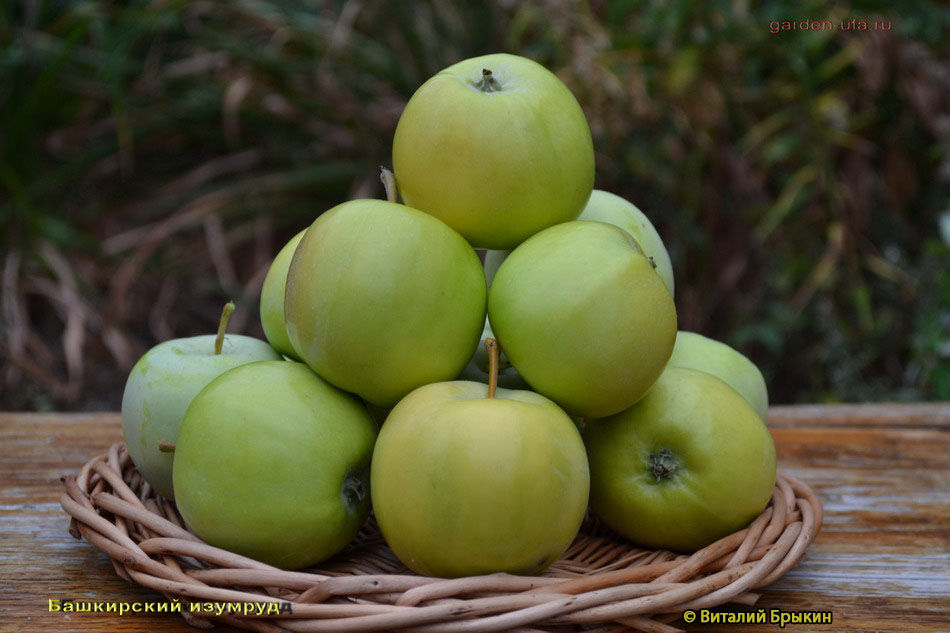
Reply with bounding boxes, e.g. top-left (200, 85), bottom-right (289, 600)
top-left (488, 221), bottom-right (677, 418)
top-left (668, 331), bottom-right (769, 419)
top-left (259, 229), bottom-right (306, 359)
top-left (583, 367), bottom-right (777, 553)
top-left (579, 190), bottom-right (675, 296)
top-left (173, 360), bottom-right (377, 570)
top-left (371, 380), bottom-right (589, 577)
top-left (393, 53), bottom-right (594, 249)
top-left (121, 329), bottom-right (281, 500)
top-left (456, 319), bottom-right (530, 391)
top-left (284, 199), bottom-right (486, 408)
